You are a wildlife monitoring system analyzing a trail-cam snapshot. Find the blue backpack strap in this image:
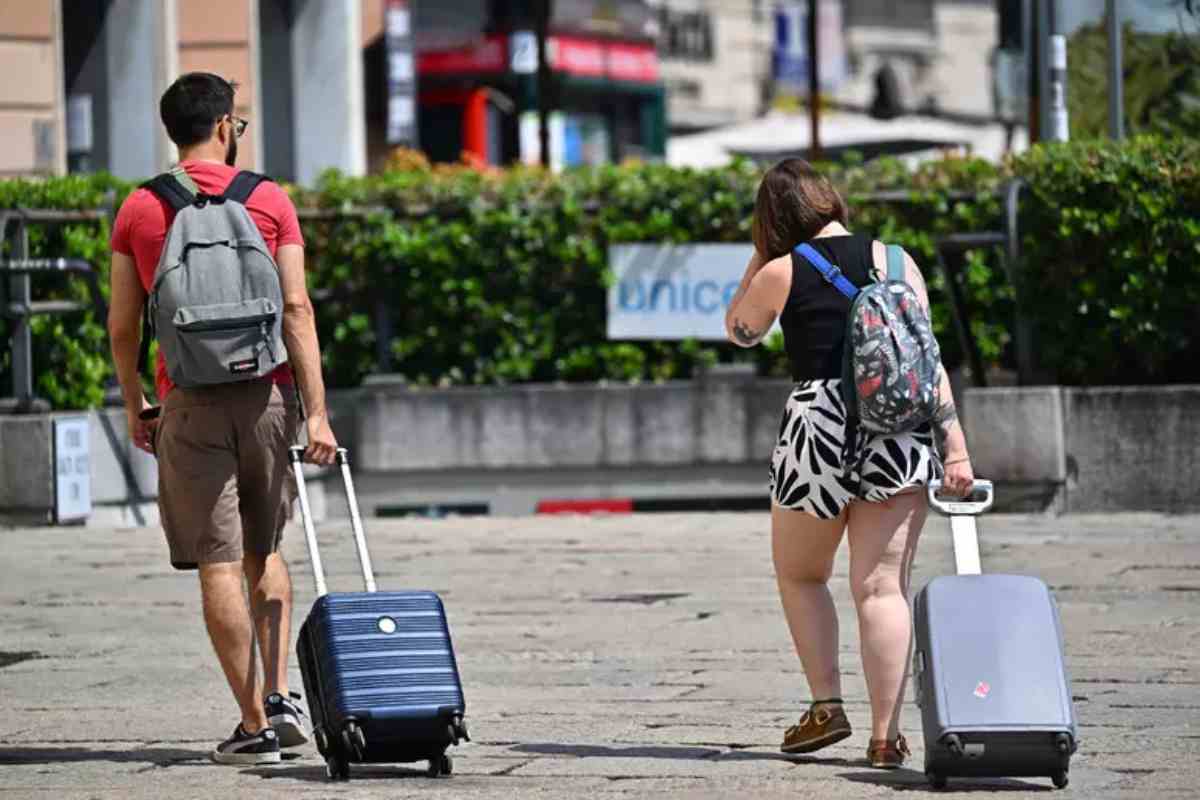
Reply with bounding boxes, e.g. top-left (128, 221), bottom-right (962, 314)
top-left (885, 244), bottom-right (906, 283)
top-left (795, 243), bottom-right (859, 301)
